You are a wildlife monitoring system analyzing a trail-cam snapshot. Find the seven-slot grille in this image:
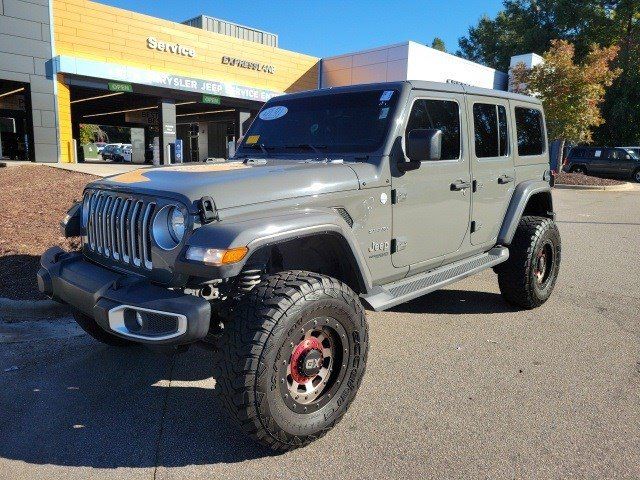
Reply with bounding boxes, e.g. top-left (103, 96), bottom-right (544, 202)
top-left (84, 190), bottom-right (156, 270)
